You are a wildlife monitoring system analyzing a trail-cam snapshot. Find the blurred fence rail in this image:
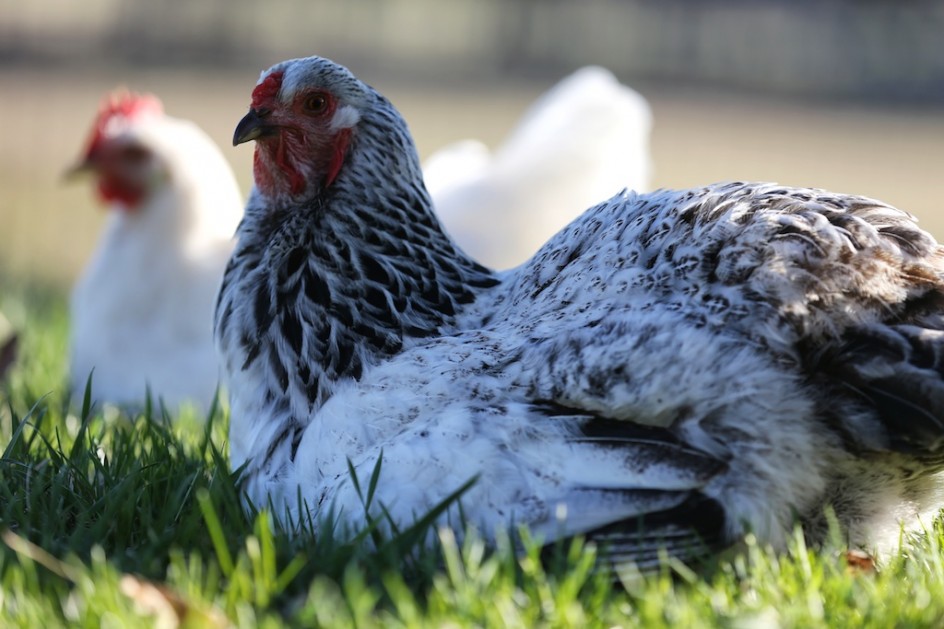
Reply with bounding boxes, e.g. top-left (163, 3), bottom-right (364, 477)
top-left (2, 0), bottom-right (944, 102)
